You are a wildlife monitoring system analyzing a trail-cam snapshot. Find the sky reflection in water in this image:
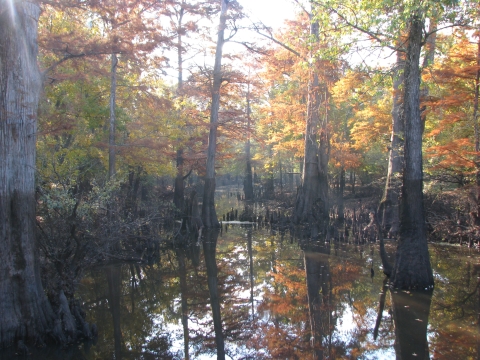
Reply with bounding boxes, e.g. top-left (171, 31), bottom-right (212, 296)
top-left (72, 223), bottom-right (479, 360)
